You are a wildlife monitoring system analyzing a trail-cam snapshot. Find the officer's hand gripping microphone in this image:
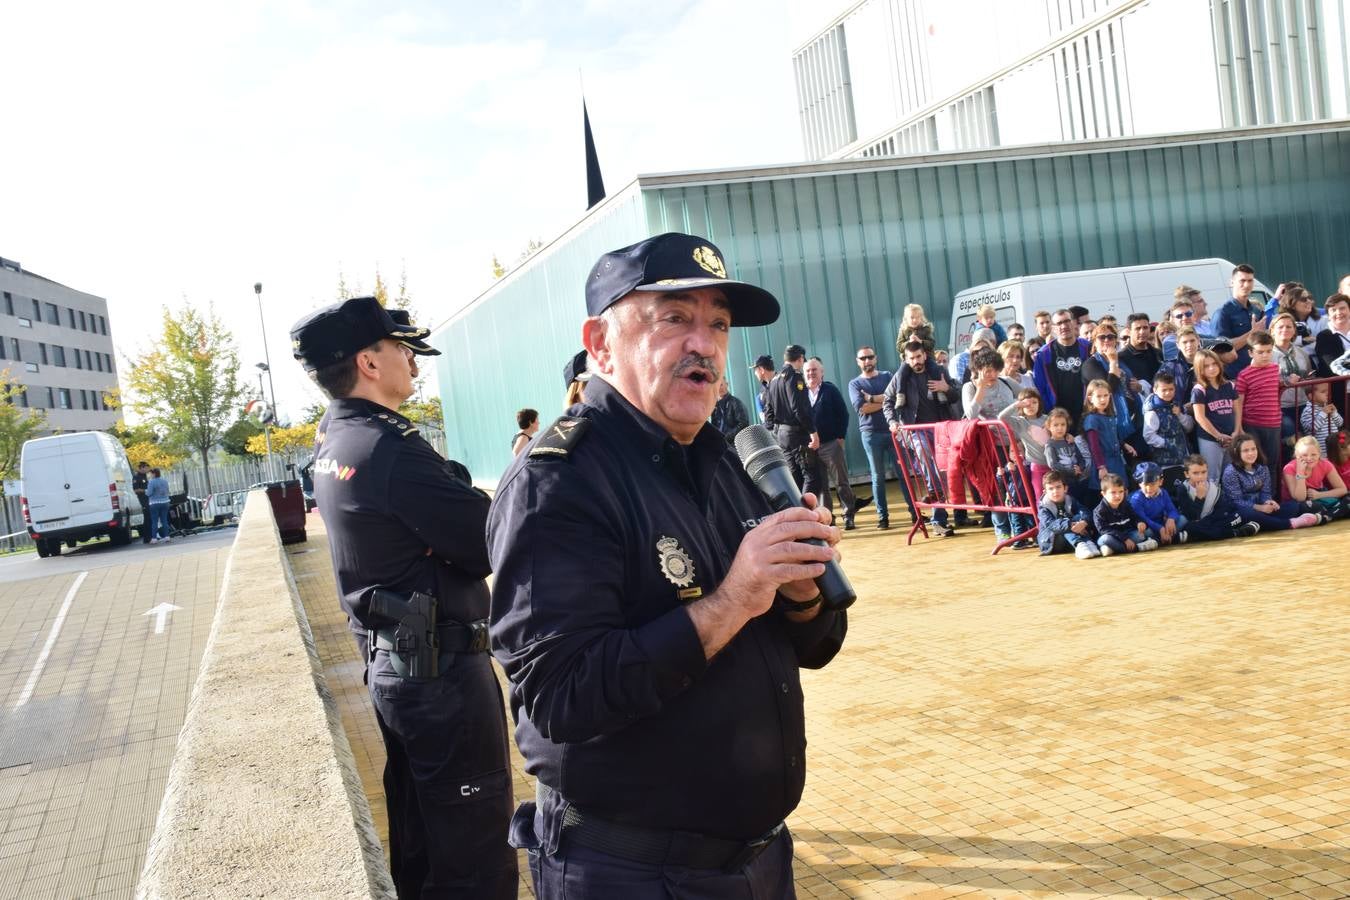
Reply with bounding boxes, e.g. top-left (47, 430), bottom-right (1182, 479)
top-left (733, 424), bottom-right (856, 611)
